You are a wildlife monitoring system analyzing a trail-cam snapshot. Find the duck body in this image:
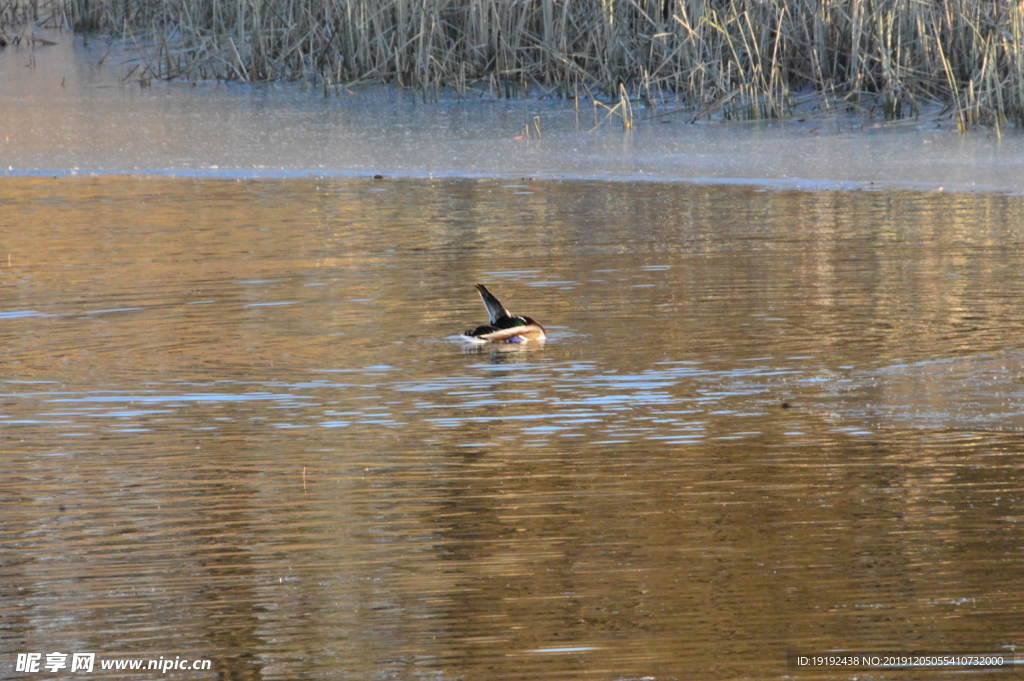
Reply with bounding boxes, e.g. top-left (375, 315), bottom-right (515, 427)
top-left (463, 283), bottom-right (547, 343)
